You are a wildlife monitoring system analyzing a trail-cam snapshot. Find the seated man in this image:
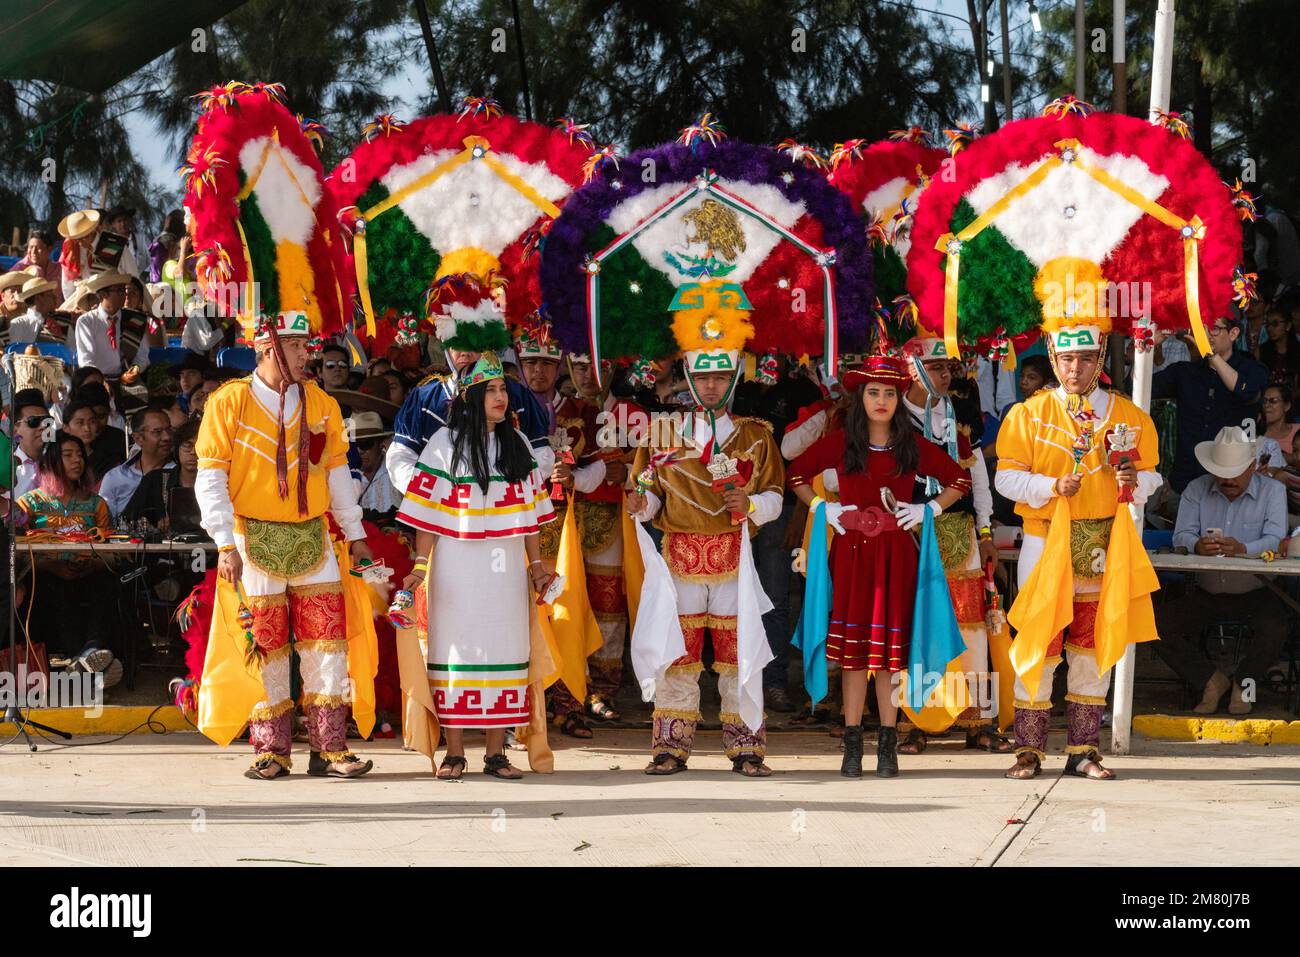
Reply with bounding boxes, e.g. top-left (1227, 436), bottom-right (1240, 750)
top-left (1156, 426), bottom-right (1288, 716)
